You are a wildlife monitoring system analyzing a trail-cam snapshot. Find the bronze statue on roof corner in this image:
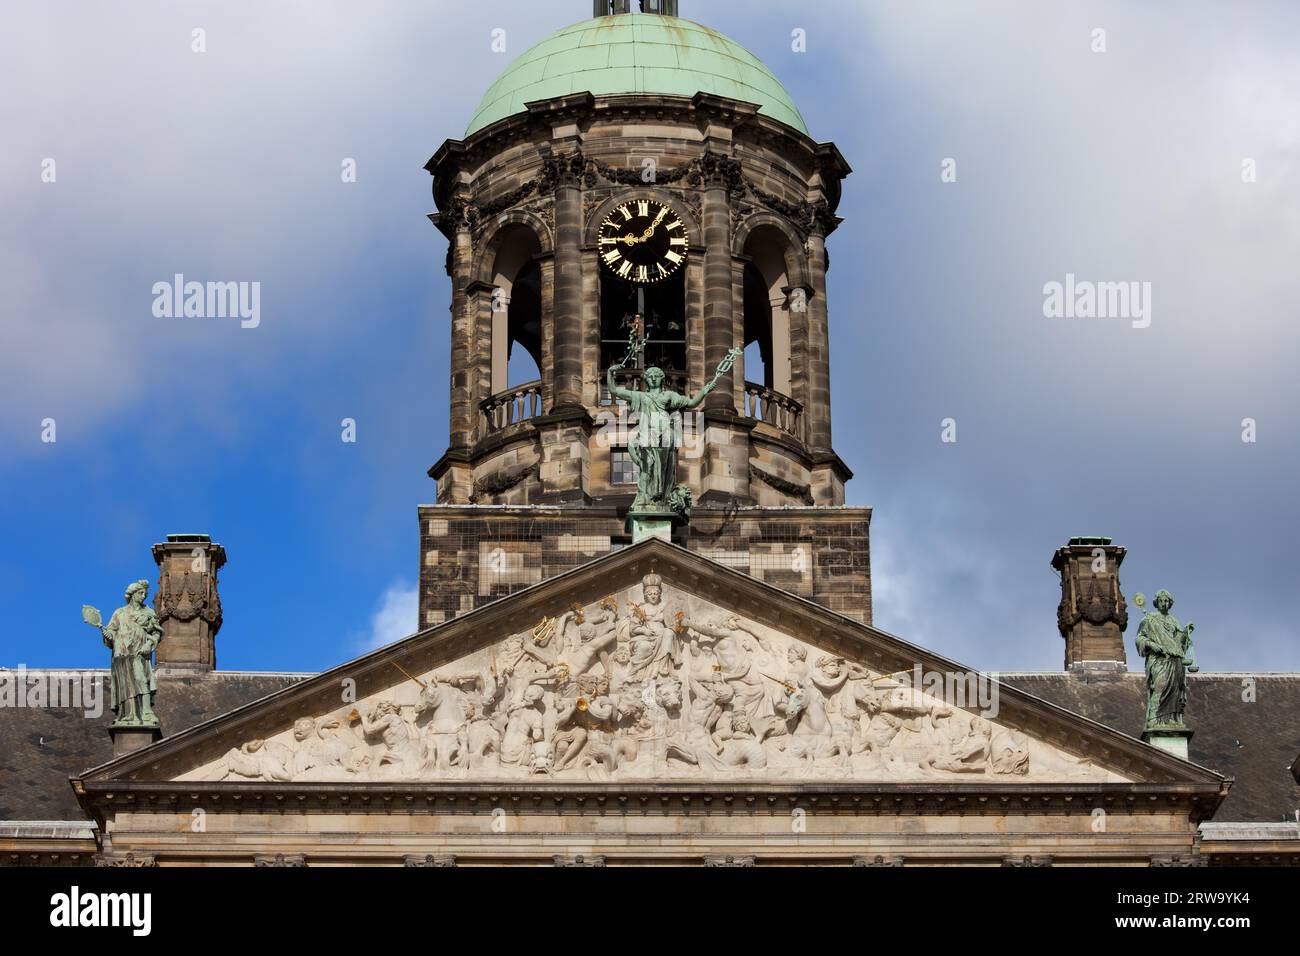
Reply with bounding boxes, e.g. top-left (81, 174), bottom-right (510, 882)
top-left (82, 579), bottom-right (161, 727)
top-left (1133, 589), bottom-right (1198, 733)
